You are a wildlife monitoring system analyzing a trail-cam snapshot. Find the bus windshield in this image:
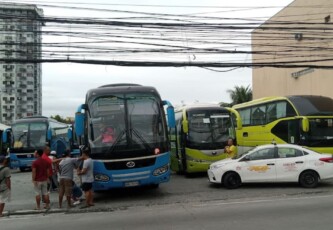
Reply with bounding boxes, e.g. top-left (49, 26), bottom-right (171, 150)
top-left (306, 118), bottom-right (333, 147)
top-left (187, 110), bottom-right (234, 149)
top-left (88, 93), bottom-right (167, 156)
top-left (12, 122), bottom-right (47, 149)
